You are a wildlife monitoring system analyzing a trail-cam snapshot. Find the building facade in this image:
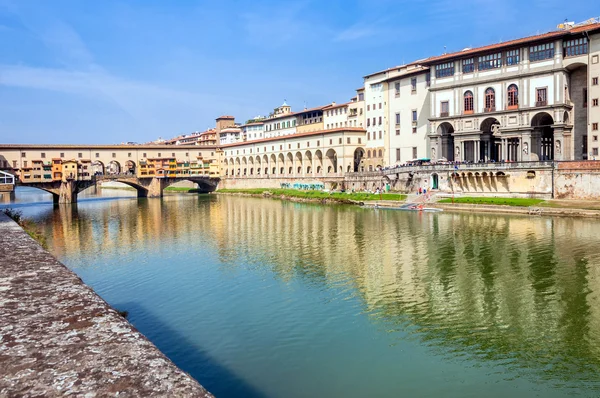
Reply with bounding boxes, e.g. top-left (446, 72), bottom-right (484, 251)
top-left (426, 22), bottom-right (600, 163)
